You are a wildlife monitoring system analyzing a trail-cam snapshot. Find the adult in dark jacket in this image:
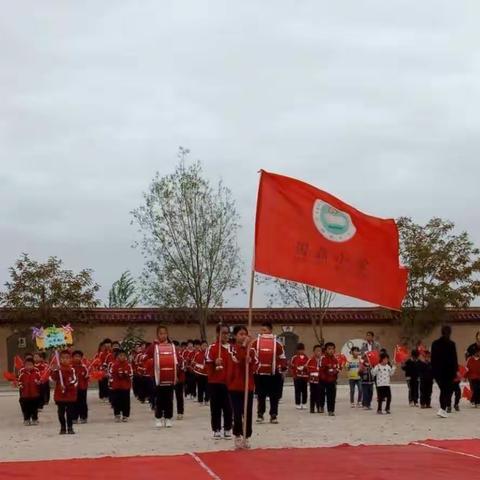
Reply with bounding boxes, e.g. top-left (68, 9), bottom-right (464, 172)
top-left (431, 325), bottom-right (458, 418)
